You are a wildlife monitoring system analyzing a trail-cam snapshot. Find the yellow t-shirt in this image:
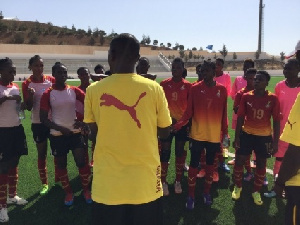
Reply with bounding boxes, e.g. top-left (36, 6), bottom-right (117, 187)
top-left (84, 73), bottom-right (172, 205)
top-left (280, 93), bottom-right (300, 186)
